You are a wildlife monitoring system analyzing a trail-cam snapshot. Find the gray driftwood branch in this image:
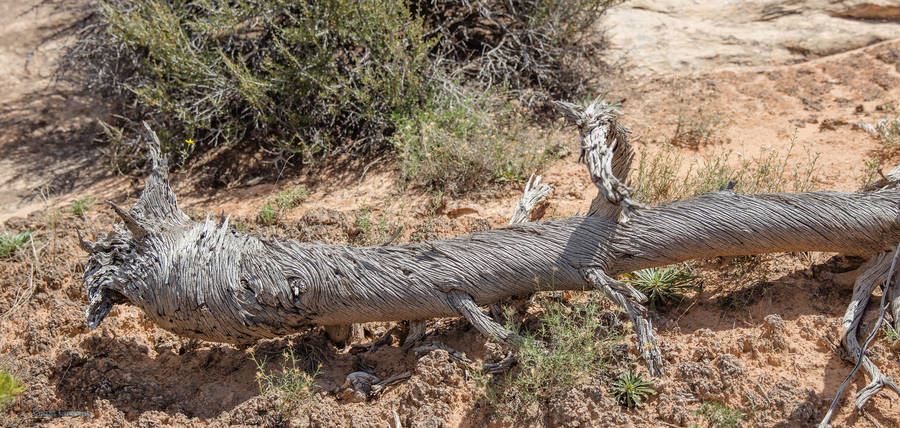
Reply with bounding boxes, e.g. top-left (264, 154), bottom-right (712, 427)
top-left (81, 105), bottom-right (900, 406)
